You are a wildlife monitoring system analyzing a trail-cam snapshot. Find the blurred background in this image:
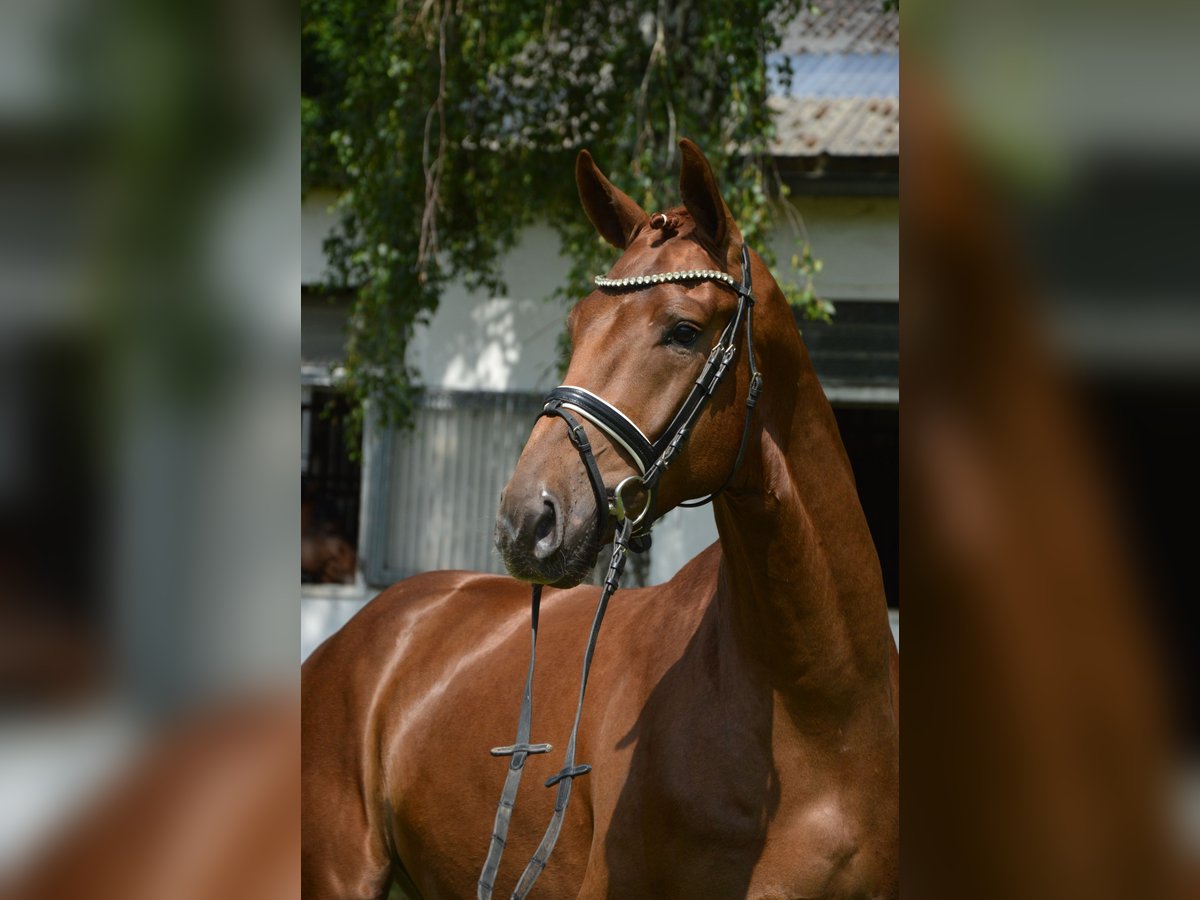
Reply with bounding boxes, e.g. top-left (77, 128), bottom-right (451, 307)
top-left (903, 0), bottom-right (1200, 896)
top-left (0, 0), bottom-right (1196, 894)
top-left (0, 0), bottom-right (298, 893)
